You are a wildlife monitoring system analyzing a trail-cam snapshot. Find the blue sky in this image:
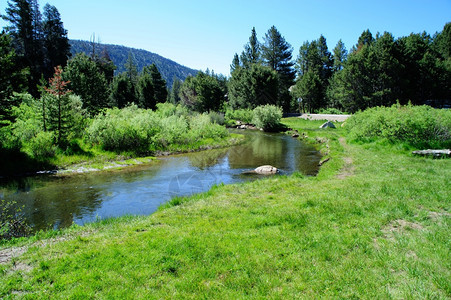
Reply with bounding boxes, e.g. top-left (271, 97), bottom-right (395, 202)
top-left (1, 0), bottom-right (450, 75)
